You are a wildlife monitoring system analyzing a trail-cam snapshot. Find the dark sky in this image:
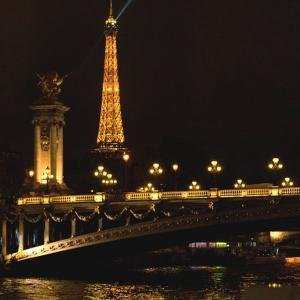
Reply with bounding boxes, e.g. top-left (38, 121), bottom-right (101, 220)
top-left (1, 0), bottom-right (300, 188)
